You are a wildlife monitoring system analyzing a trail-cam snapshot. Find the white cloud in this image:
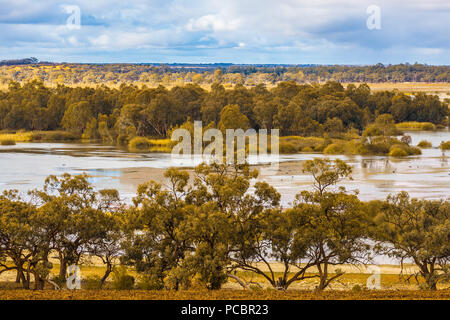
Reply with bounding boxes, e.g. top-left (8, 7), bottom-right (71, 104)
top-left (0, 0), bottom-right (448, 63)
top-left (186, 14), bottom-right (240, 32)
